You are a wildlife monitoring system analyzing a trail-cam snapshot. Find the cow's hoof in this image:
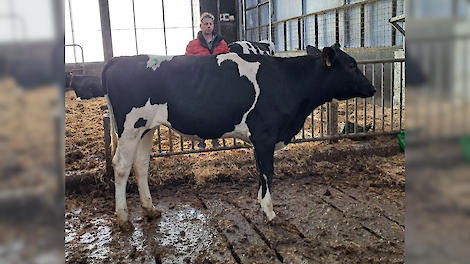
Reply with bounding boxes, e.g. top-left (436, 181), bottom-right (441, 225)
top-left (118, 220), bottom-right (134, 232)
top-left (143, 206), bottom-right (162, 219)
top-left (267, 216), bottom-right (284, 226)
